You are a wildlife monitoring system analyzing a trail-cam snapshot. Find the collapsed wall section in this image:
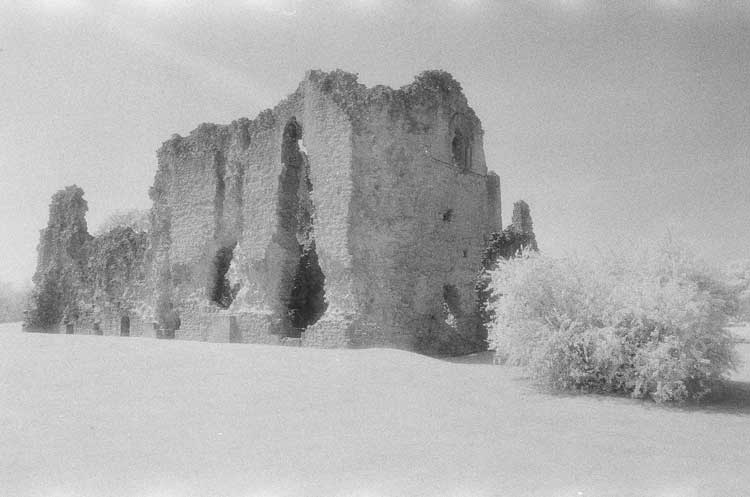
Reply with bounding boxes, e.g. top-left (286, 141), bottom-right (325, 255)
top-left (82, 226), bottom-right (149, 336)
top-left (24, 186), bottom-right (149, 336)
top-left (25, 186), bottom-right (92, 332)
